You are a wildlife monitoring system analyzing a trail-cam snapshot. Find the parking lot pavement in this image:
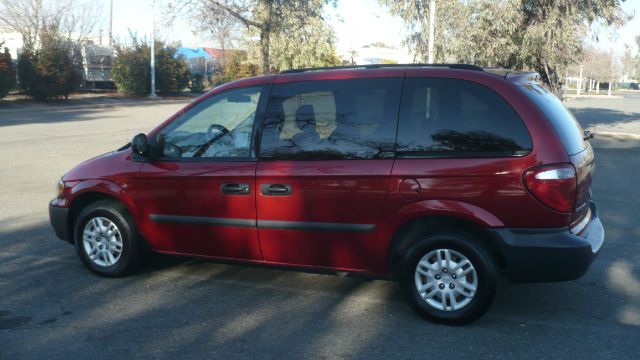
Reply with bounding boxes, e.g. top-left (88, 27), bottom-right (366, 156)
top-left (1, 97), bottom-right (640, 359)
top-left (568, 91), bottom-right (640, 138)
